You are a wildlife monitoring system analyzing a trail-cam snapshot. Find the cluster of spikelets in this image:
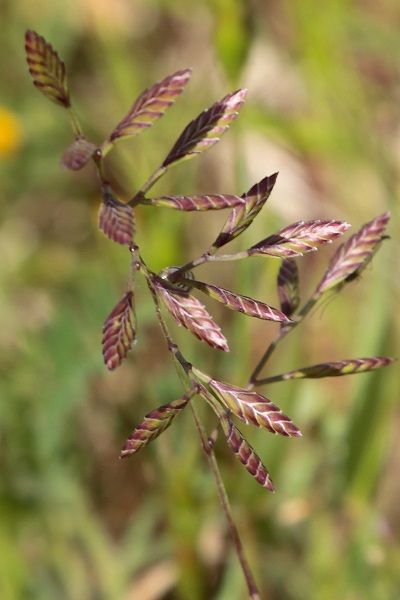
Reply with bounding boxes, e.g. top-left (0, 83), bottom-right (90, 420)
top-left (25, 30), bottom-right (394, 492)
